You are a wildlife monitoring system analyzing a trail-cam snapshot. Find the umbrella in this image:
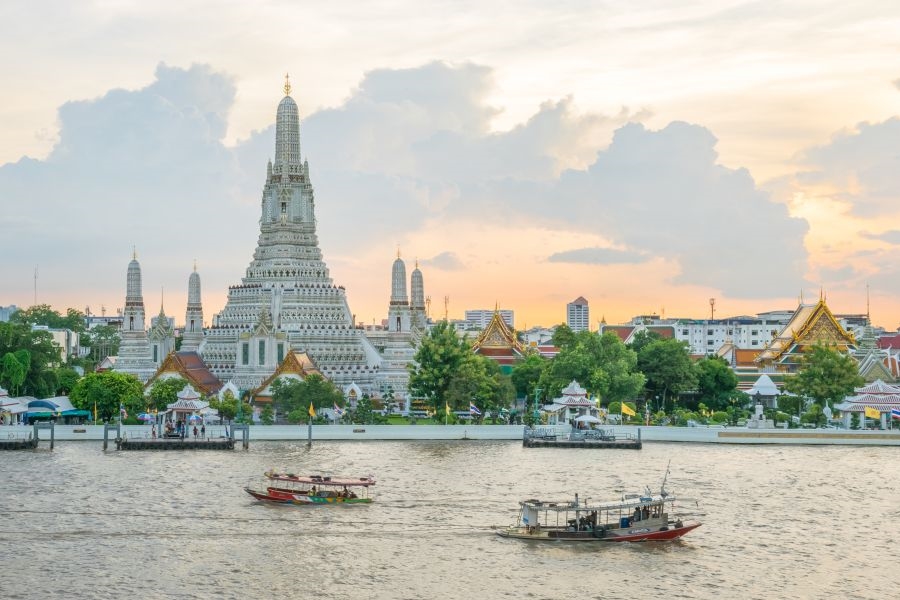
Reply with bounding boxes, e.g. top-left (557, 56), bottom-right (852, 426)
top-left (574, 414), bottom-right (601, 424)
top-left (188, 414), bottom-right (202, 423)
top-left (137, 413), bottom-right (155, 422)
